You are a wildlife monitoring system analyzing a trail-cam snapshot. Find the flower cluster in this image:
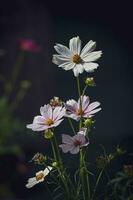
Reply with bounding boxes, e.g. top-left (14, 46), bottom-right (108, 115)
top-left (25, 36), bottom-right (104, 200)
